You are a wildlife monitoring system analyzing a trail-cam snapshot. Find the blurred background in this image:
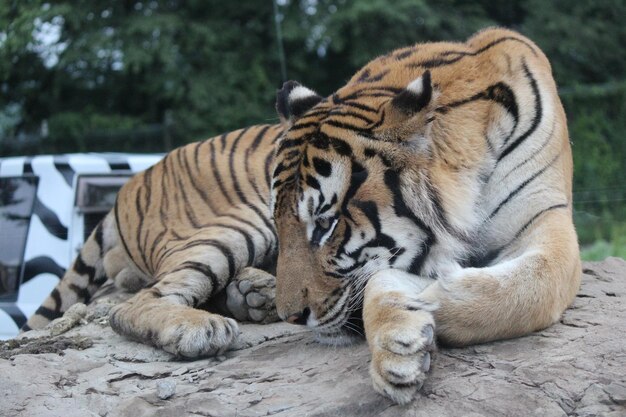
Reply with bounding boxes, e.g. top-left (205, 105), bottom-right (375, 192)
top-left (1, 0), bottom-right (624, 260)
